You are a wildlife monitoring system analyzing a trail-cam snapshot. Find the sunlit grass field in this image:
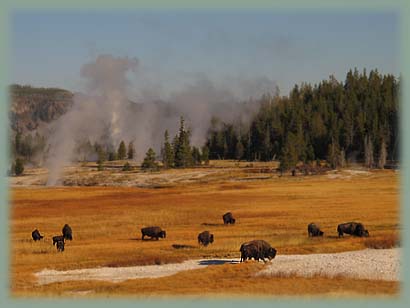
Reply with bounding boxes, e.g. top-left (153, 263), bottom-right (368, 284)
top-left (10, 165), bottom-right (399, 297)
